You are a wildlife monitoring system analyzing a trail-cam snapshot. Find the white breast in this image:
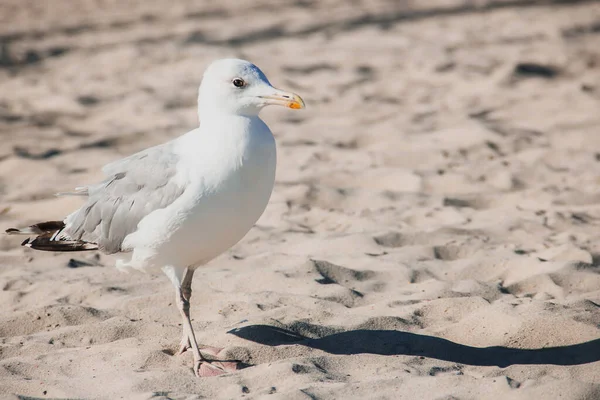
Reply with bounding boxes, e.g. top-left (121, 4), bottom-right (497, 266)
top-left (123, 116), bottom-right (276, 271)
